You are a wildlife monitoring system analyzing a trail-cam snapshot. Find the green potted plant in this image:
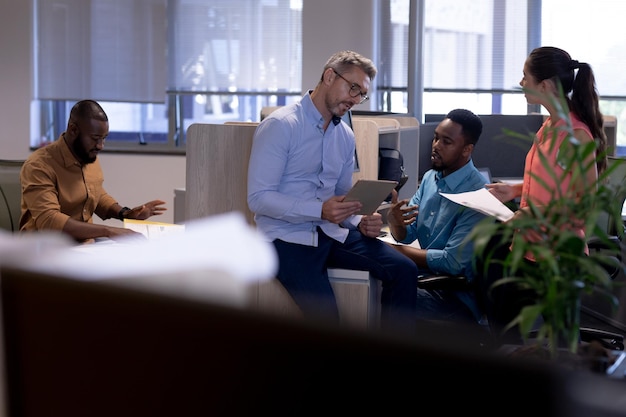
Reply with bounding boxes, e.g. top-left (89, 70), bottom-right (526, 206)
top-left (469, 89), bottom-right (626, 360)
